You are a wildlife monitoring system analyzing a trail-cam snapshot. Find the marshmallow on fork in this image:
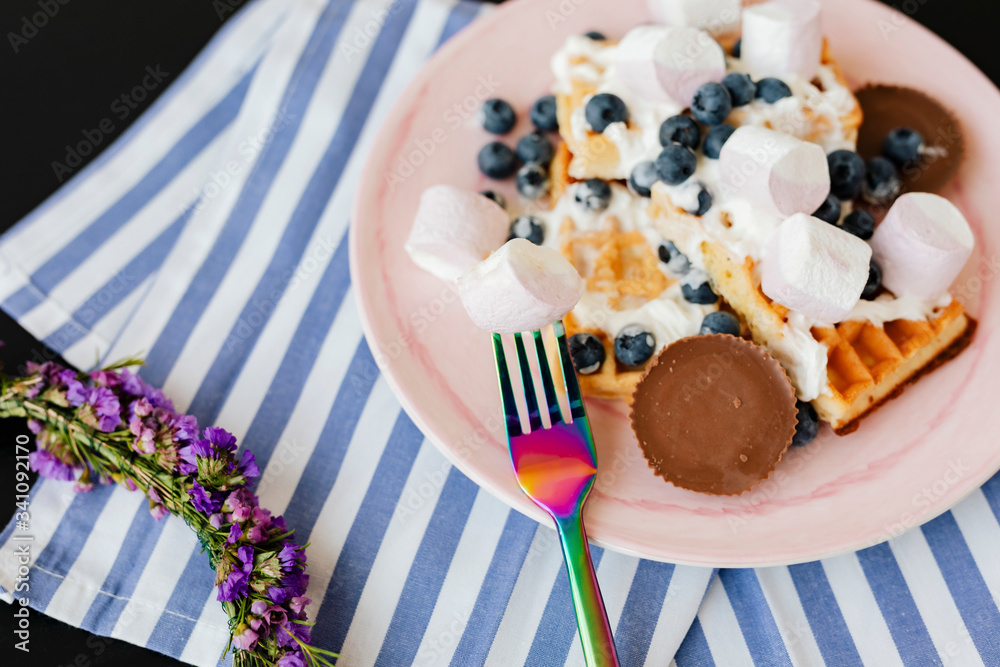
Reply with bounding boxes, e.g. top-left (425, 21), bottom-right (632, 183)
top-left (762, 213), bottom-right (872, 323)
top-left (869, 192), bottom-right (974, 301)
top-left (647, 0), bottom-right (741, 36)
top-left (740, 0), bottom-right (822, 80)
top-left (614, 26), bottom-right (726, 105)
top-left (719, 125), bottom-right (830, 218)
top-left (405, 185), bottom-right (509, 282)
top-left (457, 239), bottom-right (585, 334)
